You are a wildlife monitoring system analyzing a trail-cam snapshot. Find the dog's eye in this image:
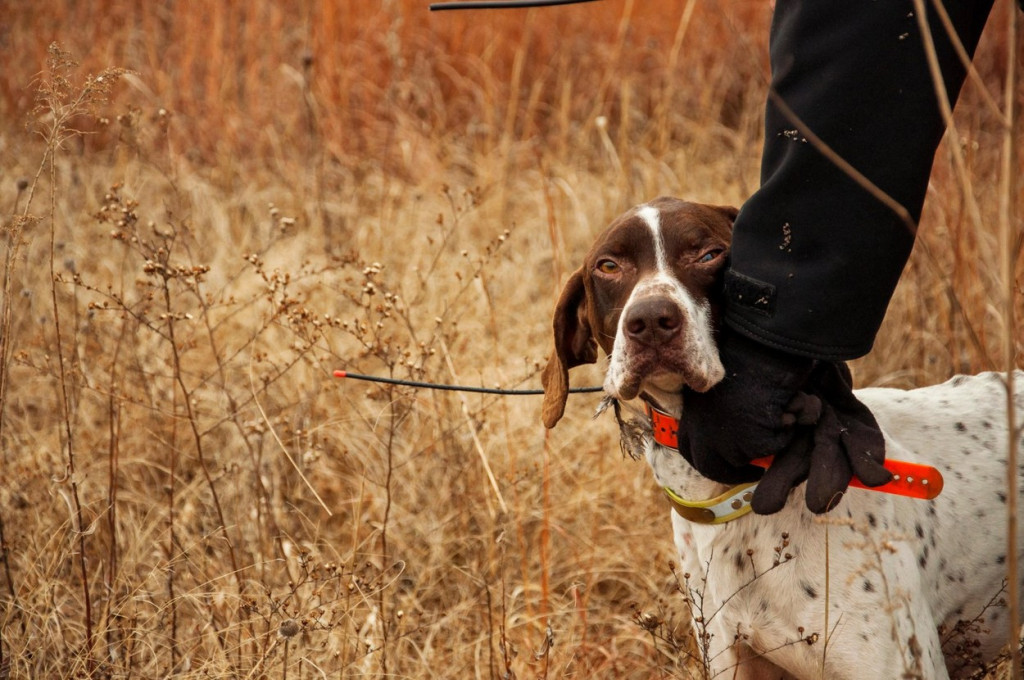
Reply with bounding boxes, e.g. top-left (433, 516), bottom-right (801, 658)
top-left (596, 260), bottom-right (619, 274)
top-left (697, 249), bottom-right (723, 264)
